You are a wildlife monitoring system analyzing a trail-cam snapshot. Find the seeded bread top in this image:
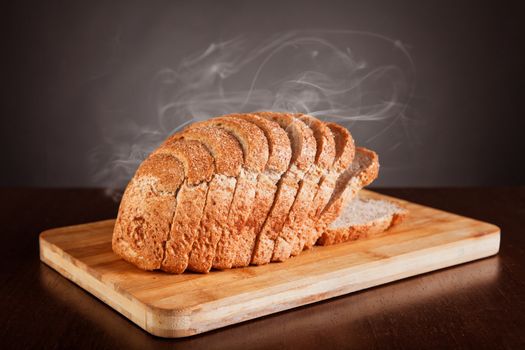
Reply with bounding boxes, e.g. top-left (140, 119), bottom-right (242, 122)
top-left (322, 147), bottom-right (379, 214)
top-left (352, 147), bottom-right (379, 188)
top-left (255, 111), bottom-right (316, 172)
top-left (229, 113), bottom-right (292, 175)
top-left (326, 122), bottom-right (355, 173)
top-left (135, 153), bottom-right (185, 193)
top-left (153, 139), bottom-right (214, 185)
top-left (189, 116), bottom-right (269, 173)
top-left (299, 115), bottom-right (336, 171)
top-left (168, 126), bottom-right (243, 177)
